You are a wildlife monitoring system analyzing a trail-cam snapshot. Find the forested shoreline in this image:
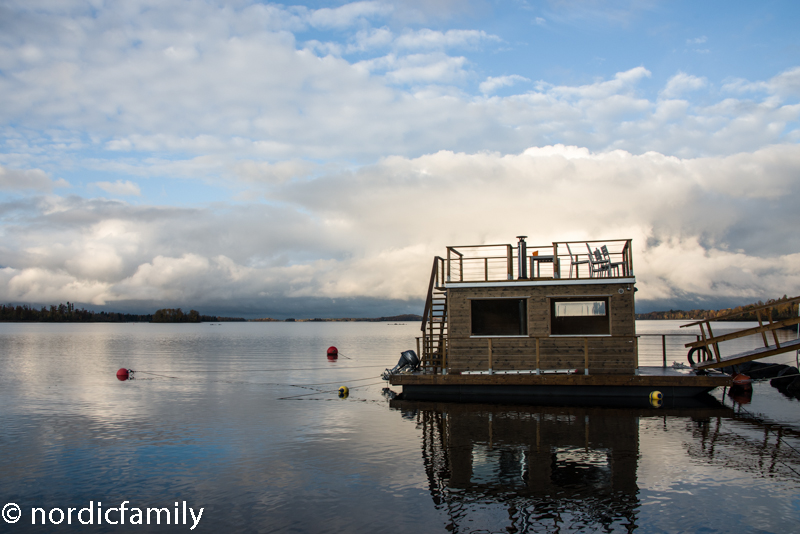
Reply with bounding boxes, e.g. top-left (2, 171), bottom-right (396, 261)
top-left (636, 295), bottom-right (799, 321)
top-left (0, 303), bottom-right (244, 323)
top-left (5, 297), bottom-right (798, 324)
top-left (0, 303), bottom-right (415, 323)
